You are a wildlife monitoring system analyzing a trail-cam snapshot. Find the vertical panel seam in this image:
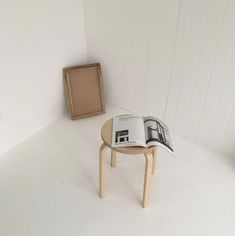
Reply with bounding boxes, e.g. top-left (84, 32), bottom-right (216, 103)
top-left (207, 43), bottom-right (235, 146)
top-left (182, 10), bottom-right (209, 135)
top-left (163, 0), bottom-right (182, 122)
top-left (194, 0), bottom-right (227, 140)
